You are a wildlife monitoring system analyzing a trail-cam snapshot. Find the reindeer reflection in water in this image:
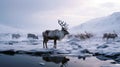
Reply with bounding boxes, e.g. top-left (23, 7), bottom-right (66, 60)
top-left (42, 20), bottom-right (69, 48)
top-left (78, 56), bottom-right (87, 60)
top-left (42, 56), bottom-right (69, 67)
